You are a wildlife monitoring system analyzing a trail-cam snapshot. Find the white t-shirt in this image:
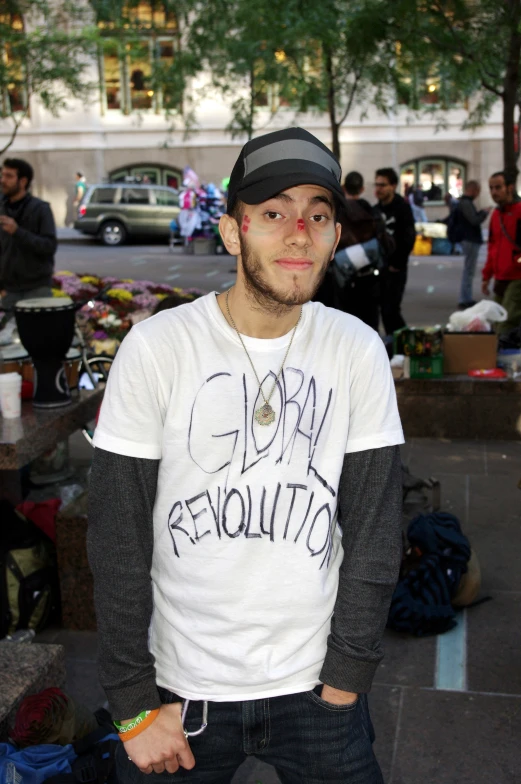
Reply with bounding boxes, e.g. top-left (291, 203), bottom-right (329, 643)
top-left (94, 293), bottom-right (404, 701)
